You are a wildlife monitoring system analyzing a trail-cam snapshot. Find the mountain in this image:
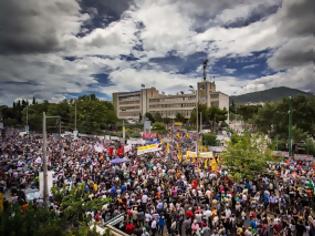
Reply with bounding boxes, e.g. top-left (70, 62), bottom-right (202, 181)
top-left (231, 87), bottom-right (311, 104)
